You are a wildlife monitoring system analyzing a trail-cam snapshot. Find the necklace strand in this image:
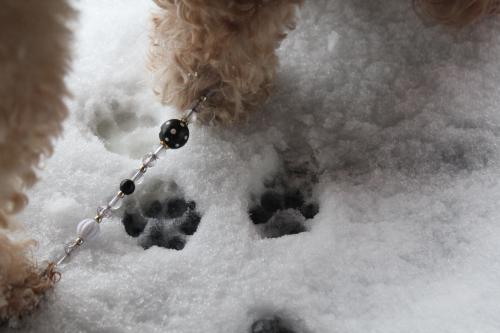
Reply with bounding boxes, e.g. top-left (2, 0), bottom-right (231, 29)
top-left (49, 92), bottom-right (211, 270)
